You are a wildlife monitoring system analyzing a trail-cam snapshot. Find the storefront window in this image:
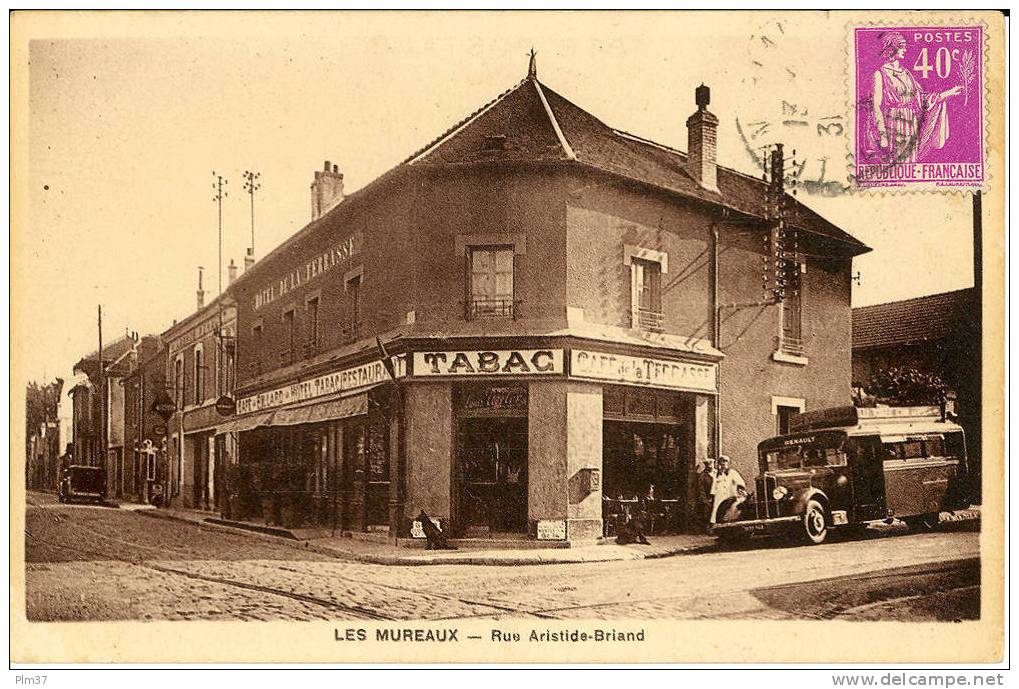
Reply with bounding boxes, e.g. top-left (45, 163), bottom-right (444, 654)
top-left (367, 420), bottom-right (388, 483)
